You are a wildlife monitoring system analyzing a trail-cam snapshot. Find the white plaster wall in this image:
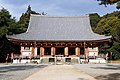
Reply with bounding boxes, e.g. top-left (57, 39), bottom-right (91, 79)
top-left (88, 52), bottom-right (98, 56)
top-left (22, 52), bottom-right (32, 56)
top-left (88, 47), bottom-right (98, 52)
top-left (34, 47), bottom-right (37, 56)
top-left (13, 60), bottom-right (20, 63)
top-left (20, 60), bottom-right (31, 63)
top-left (21, 47), bottom-right (32, 51)
top-left (21, 47), bottom-right (33, 56)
